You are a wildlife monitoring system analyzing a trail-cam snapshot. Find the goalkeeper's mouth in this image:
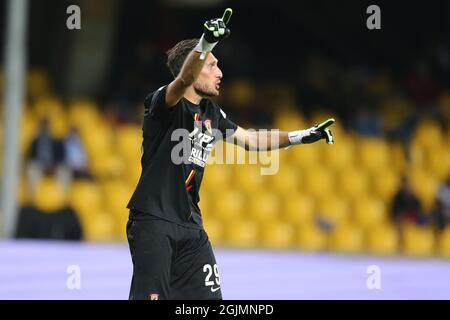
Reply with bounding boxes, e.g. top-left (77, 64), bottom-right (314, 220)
top-left (215, 81), bottom-right (221, 90)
